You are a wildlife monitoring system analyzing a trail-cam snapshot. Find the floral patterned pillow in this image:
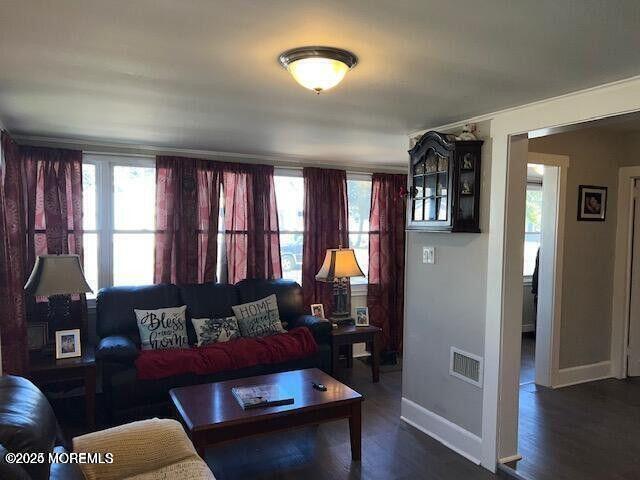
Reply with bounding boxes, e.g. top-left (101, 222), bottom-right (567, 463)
top-left (191, 316), bottom-right (240, 347)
